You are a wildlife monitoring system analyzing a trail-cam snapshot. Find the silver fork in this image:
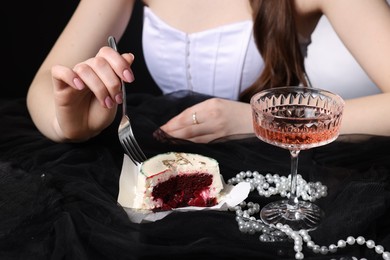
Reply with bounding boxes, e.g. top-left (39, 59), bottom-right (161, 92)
top-left (108, 36), bottom-right (147, 165)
